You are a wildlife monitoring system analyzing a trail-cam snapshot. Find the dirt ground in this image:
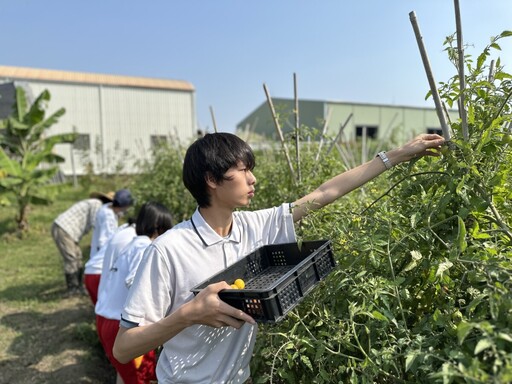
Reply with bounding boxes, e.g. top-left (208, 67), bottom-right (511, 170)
top-left (0, 295), bottom-right (116, 384)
